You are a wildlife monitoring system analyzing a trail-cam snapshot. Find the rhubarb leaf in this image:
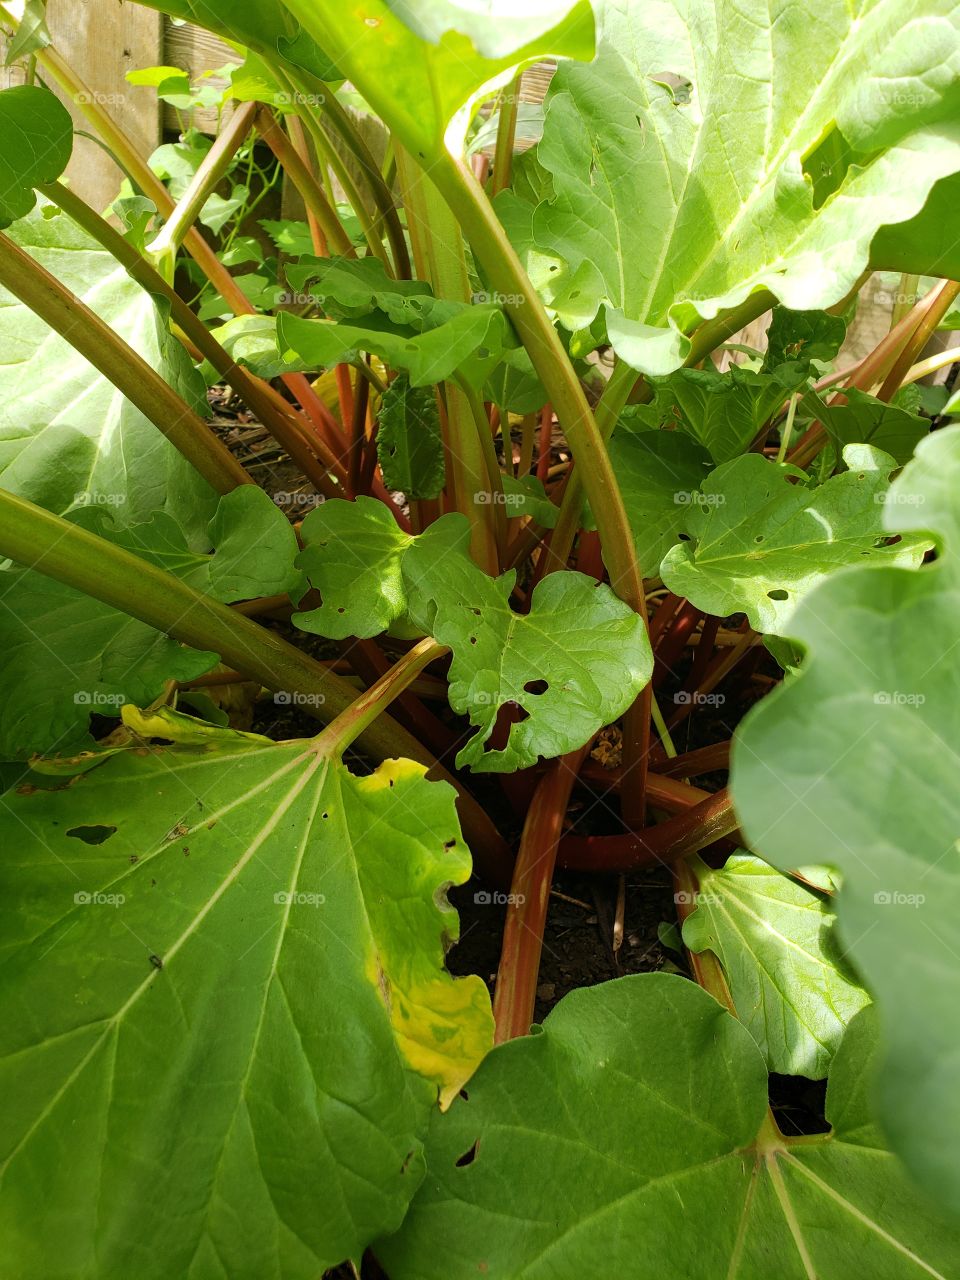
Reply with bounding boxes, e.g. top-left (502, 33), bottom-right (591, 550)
top-left (402, 515), bottom-right (651, 771)
top-left (279, 0), bottom-right (594, 158)
top-left (294, 496), bottom-right (416, 640)
top-left (660, 445), bottom-right (929, 636)
top-left (378, 976), bottom-right (960, 1278)
top-left (0, 707), bottom-right (491, 1277)
top-left (732, 425), bottom-right (960, 1211)
top-left (294, 502), bottom-right (651, 769)
top-left (682, 853), bottom-right (869, 1078)
top-left (804, 387), bottom-right (929, 466)
top-left (377, 376), bottom-right (445, 499)
top-left (504, 0), bottom-right (960, 374)
top-left (0, 208), bottom-right (217, 545)
top-left (0, 489), bottom-right (299, 759)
